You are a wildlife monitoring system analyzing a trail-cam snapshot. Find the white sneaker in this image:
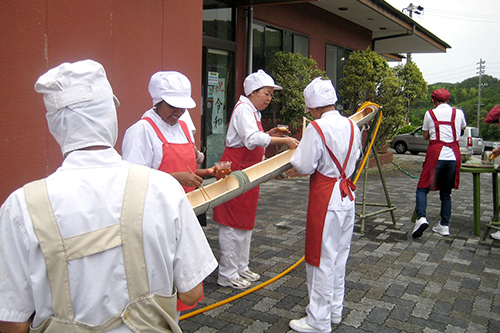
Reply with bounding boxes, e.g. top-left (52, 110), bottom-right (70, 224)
top-left (331, 314), bottom-right (342, 324)
top-left (432, 223), bottom-right (450, 236)
top-left (217, 276), bottom-right (251, 289)
top-left (239, 270), bottom-right (260, 282)
top-left (289, 318), bottom-right (328, 332)
top-left (490, 231), bottom-right (500, 240)
top-left (412, 217), bottom-right (429, 238)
